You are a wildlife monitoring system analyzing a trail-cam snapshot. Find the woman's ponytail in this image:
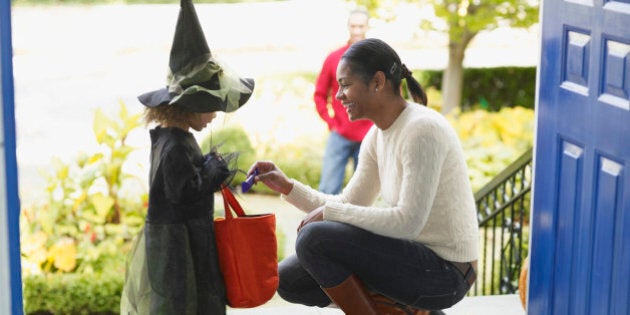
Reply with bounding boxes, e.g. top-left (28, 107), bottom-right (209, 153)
top-left (401, 64), bottom-right (428, 106)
